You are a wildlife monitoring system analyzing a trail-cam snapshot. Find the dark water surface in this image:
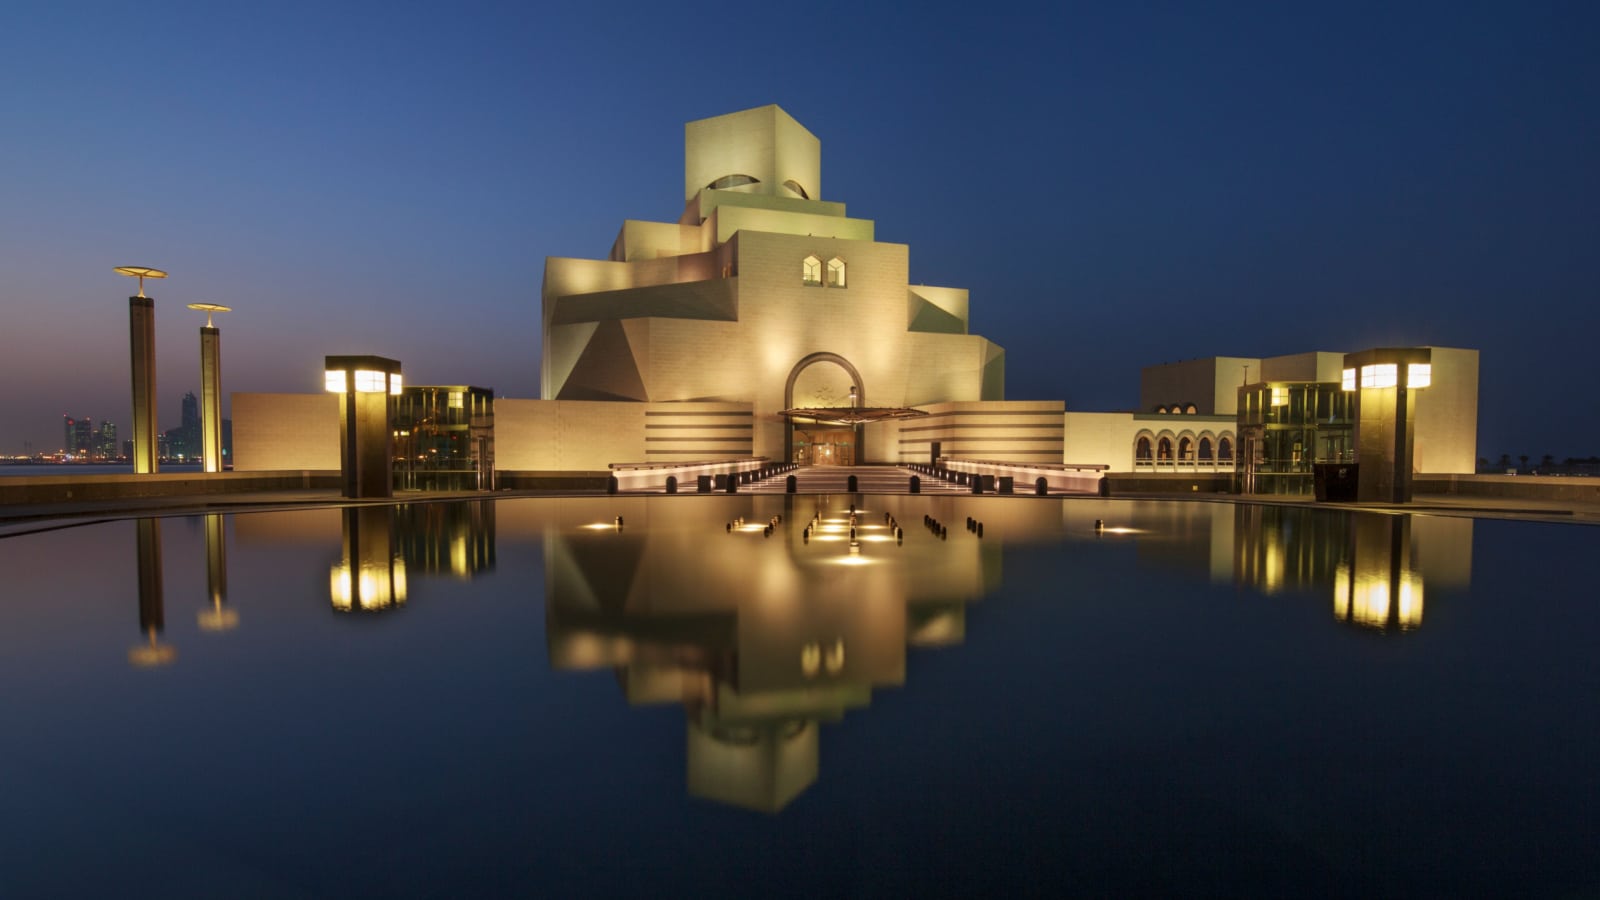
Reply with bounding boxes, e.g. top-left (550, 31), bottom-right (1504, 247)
top-left (1, 496), bottom-right (1594, 897)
